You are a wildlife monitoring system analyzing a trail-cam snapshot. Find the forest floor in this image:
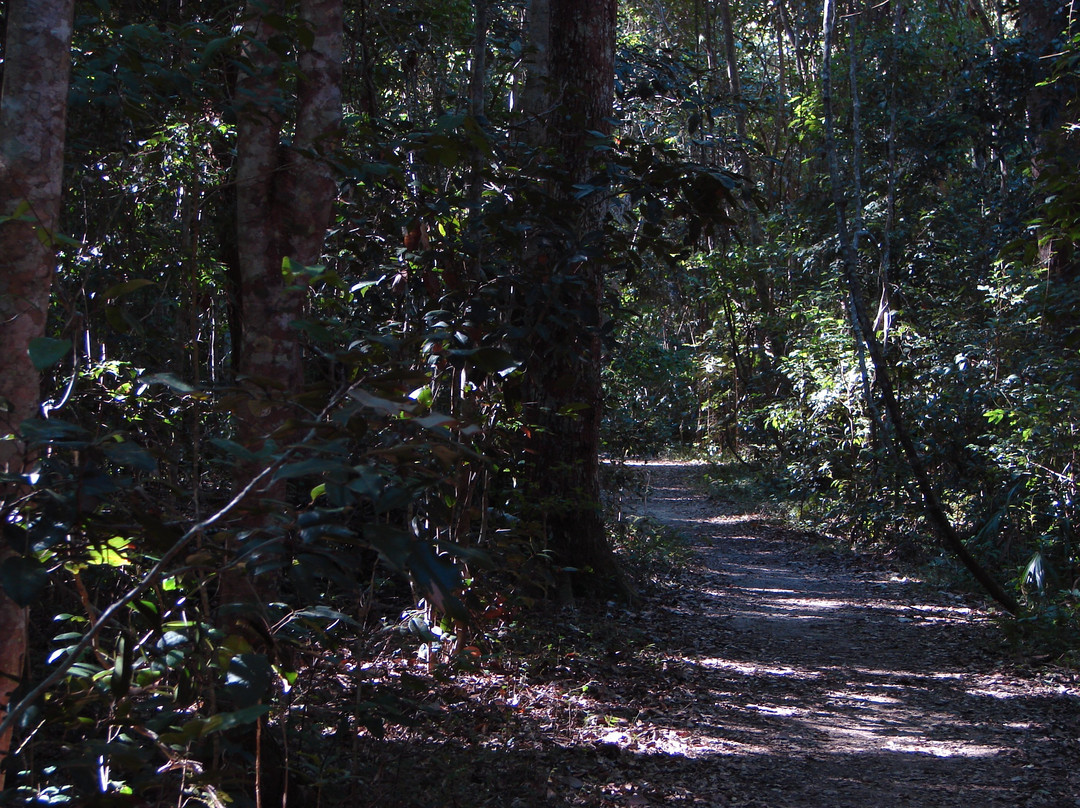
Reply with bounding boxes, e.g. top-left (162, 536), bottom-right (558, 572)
top-left (336, 461), bottom-right (1080, 807)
